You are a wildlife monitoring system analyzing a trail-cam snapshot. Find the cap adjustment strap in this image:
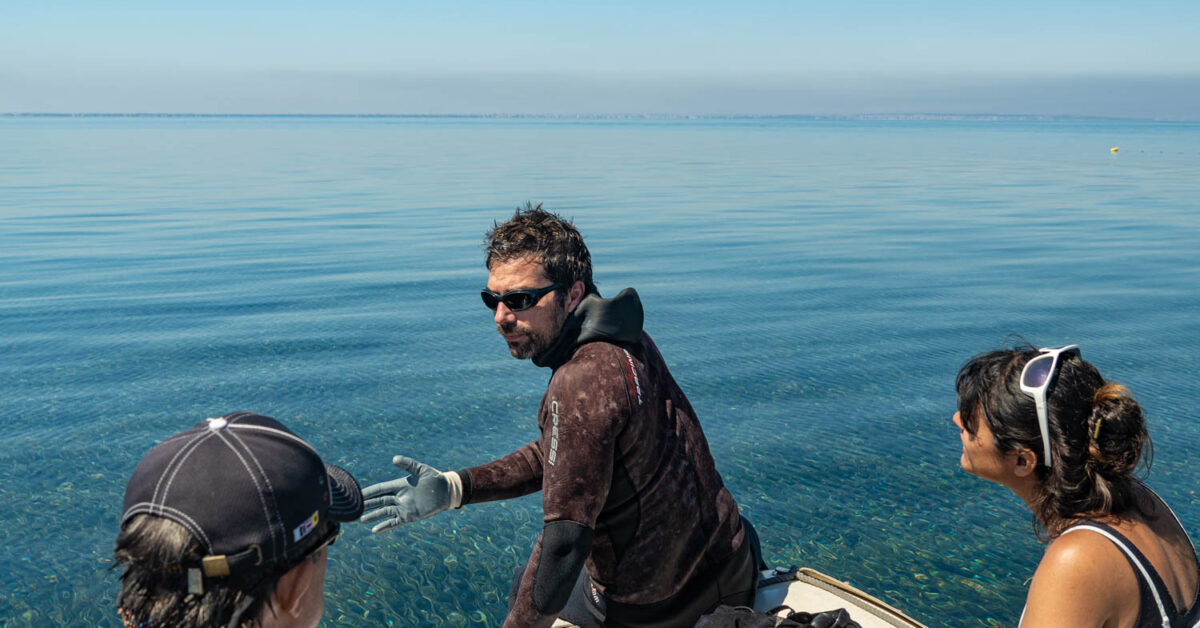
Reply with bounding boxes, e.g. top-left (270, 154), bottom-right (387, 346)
top-left (200, 556), bottom-right (230, 578)
top-left (200, 544), bottom-right (264, 578)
